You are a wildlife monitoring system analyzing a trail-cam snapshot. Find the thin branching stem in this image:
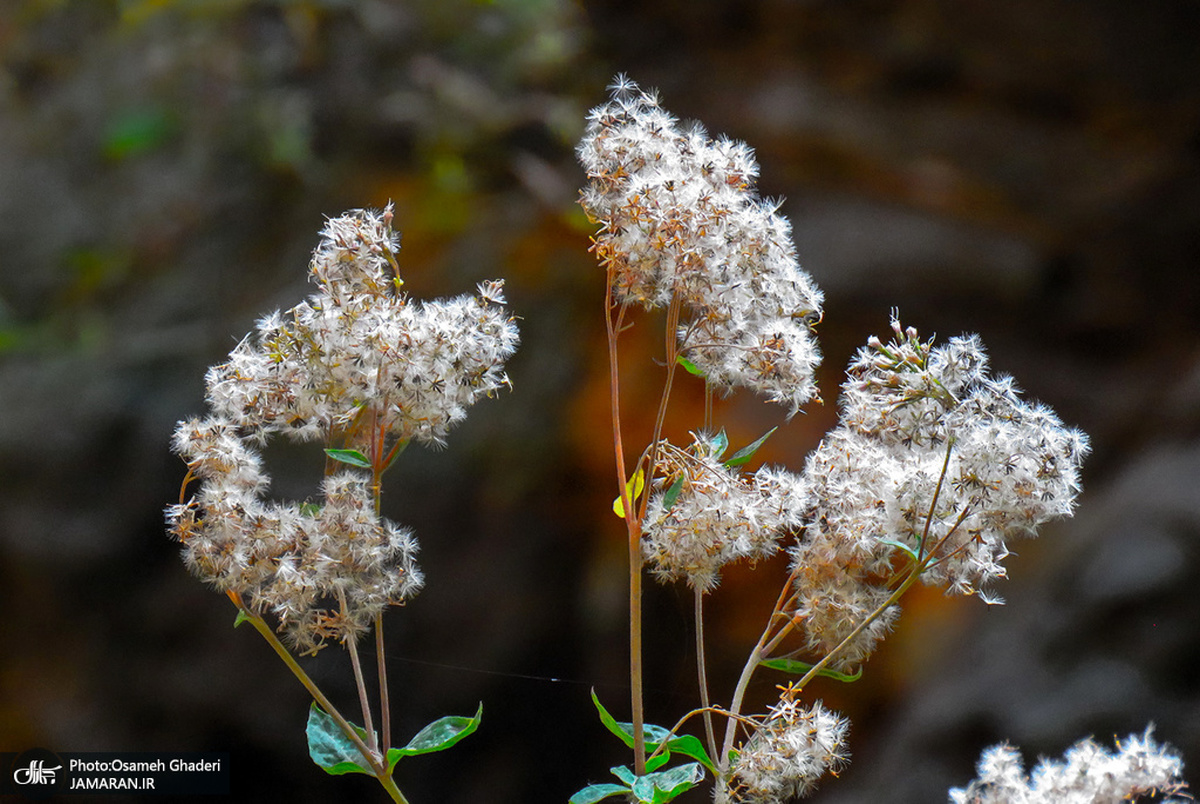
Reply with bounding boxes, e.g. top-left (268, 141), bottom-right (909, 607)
top-left (719, 565), bottom-right (802, 770)
top-left (605, 277), bottom-right (647, 775)
top-left (376, 615), bottom-right (391, 758)
top-left (339, 588), bottom-right (378, 756)
top-left (694, 588), bottom-right (718, 764)
top-left (226, 592), bottom-right (408, 804)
